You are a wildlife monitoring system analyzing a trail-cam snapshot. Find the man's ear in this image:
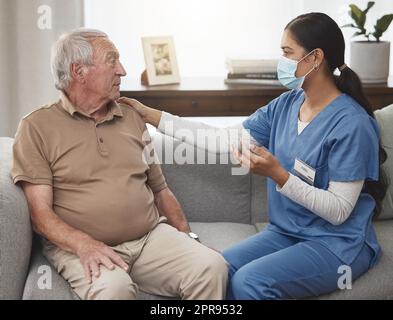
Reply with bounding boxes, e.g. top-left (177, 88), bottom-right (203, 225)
top-left (70, 62), bottom-right (87, 84)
